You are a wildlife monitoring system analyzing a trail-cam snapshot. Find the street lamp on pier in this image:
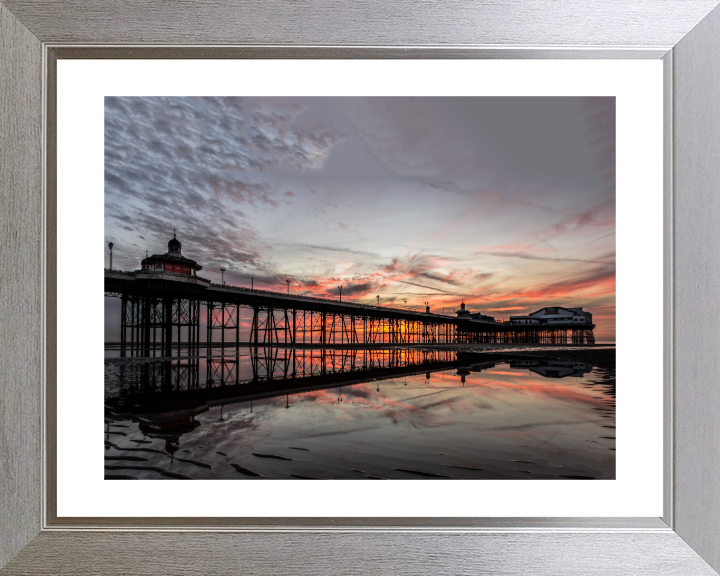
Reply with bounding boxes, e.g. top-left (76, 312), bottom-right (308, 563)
top-left (286, 279), bottom-right (290, 294)
top-left (220, 267), bottom-right (226, 285)
top-left (108, 242), bottom-right (114, 270)
top-left (338, 285), bottom-right (343, 302)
